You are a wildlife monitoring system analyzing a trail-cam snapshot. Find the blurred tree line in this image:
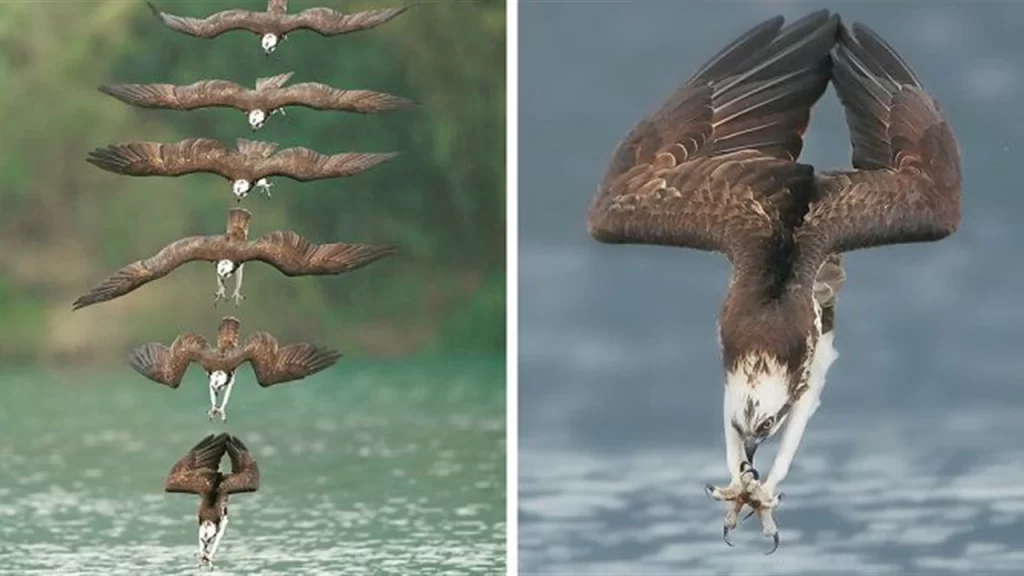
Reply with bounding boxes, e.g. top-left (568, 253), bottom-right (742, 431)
top-left (0, 0), bottom-right (505, 365)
